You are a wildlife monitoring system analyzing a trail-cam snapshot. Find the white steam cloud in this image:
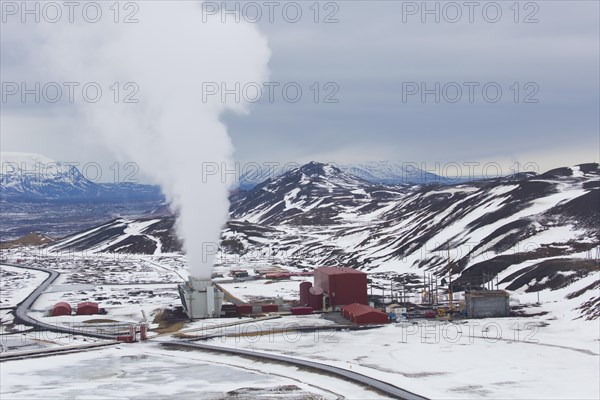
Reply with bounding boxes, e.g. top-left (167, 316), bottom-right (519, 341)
top-left (29, 3), bottom-right (270, 278)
